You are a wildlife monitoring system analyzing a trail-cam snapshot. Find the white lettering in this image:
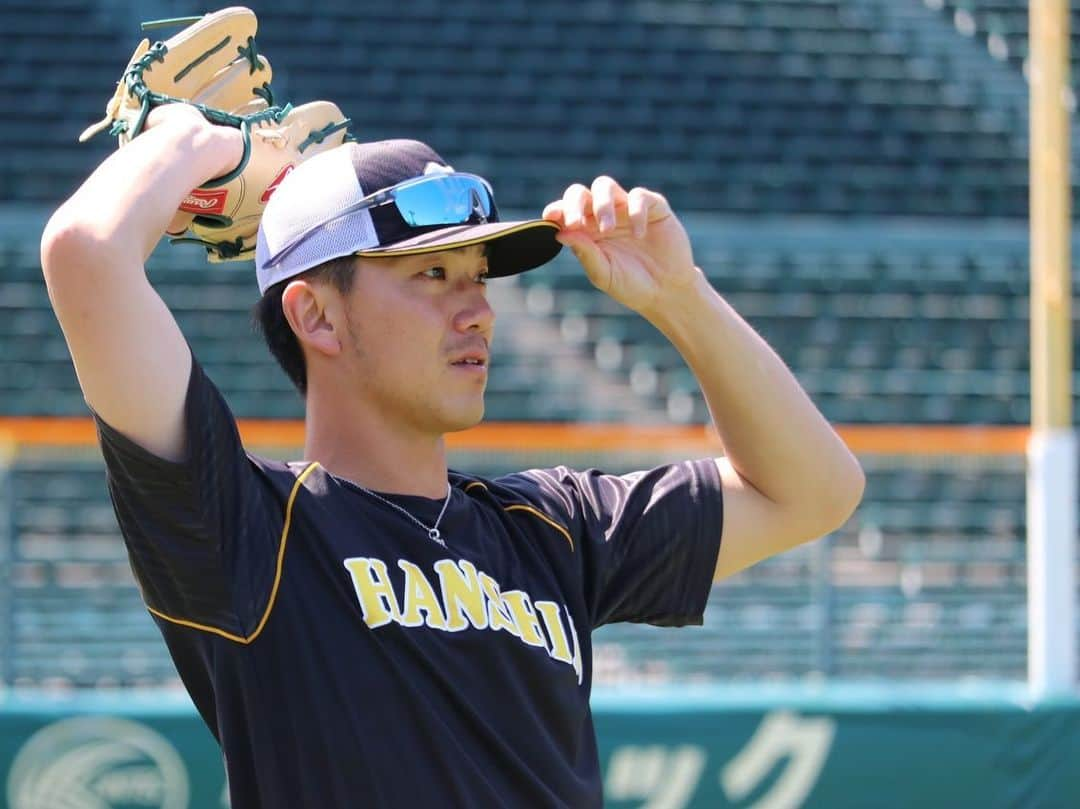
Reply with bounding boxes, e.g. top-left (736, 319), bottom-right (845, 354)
top-left (720, 711), bottom-right (836, 809)
top-left (606, 745), bottom-right (706, 809)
